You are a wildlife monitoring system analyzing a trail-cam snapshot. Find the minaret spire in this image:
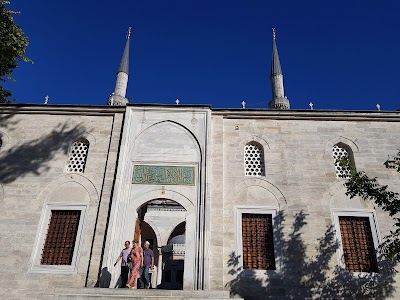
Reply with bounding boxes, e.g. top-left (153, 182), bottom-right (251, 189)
top-left (108, 27), bottom-right (131, 106)
top-left (268, 28), bottom-right (290, 110)
top-left (271, 28), bottom-right (282, 76)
